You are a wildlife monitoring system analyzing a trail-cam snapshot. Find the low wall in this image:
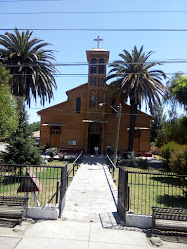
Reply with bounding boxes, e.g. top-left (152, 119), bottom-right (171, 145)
top-left (126, 214), bottom-right (152, 229)
top-left (27, 206), bottom-right (59, 220)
